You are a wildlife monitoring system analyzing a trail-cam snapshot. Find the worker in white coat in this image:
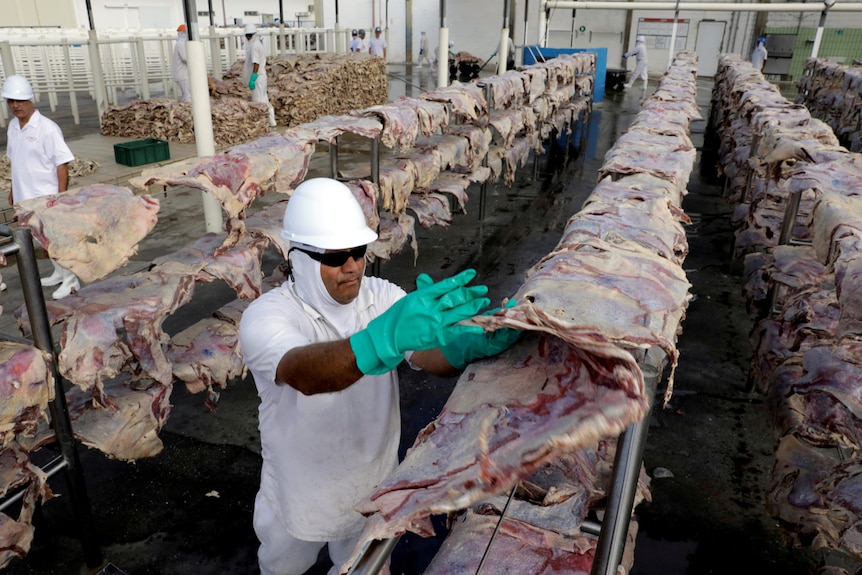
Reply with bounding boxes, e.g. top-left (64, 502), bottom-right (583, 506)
top-left (3, 75), bottom-right (79, 299)
top-left (418, 30), bottom-right (432, 67)
top-left (369, 26), bottom-right (387, 59)
top-left (172, 24), bottom-right (191, 102)
top-left (357, 29), bottom-right (368, 52)
top-left (243, 23), bottom-right (277, 127)
top-left (751, 37), bottom-right (768, 72)
top-left (349, 29), bottom-right (361, 52)
top-left (239, 177), bottom-right (521, 575)
top-left (623, 35), bottom-right (649, 90)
